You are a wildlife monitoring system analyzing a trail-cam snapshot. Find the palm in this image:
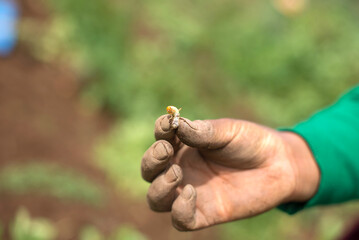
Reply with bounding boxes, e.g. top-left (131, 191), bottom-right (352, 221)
top-left (173, 141), bottom-right (295, 227)
top-left (142, 115), bottom-right (298, 231)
